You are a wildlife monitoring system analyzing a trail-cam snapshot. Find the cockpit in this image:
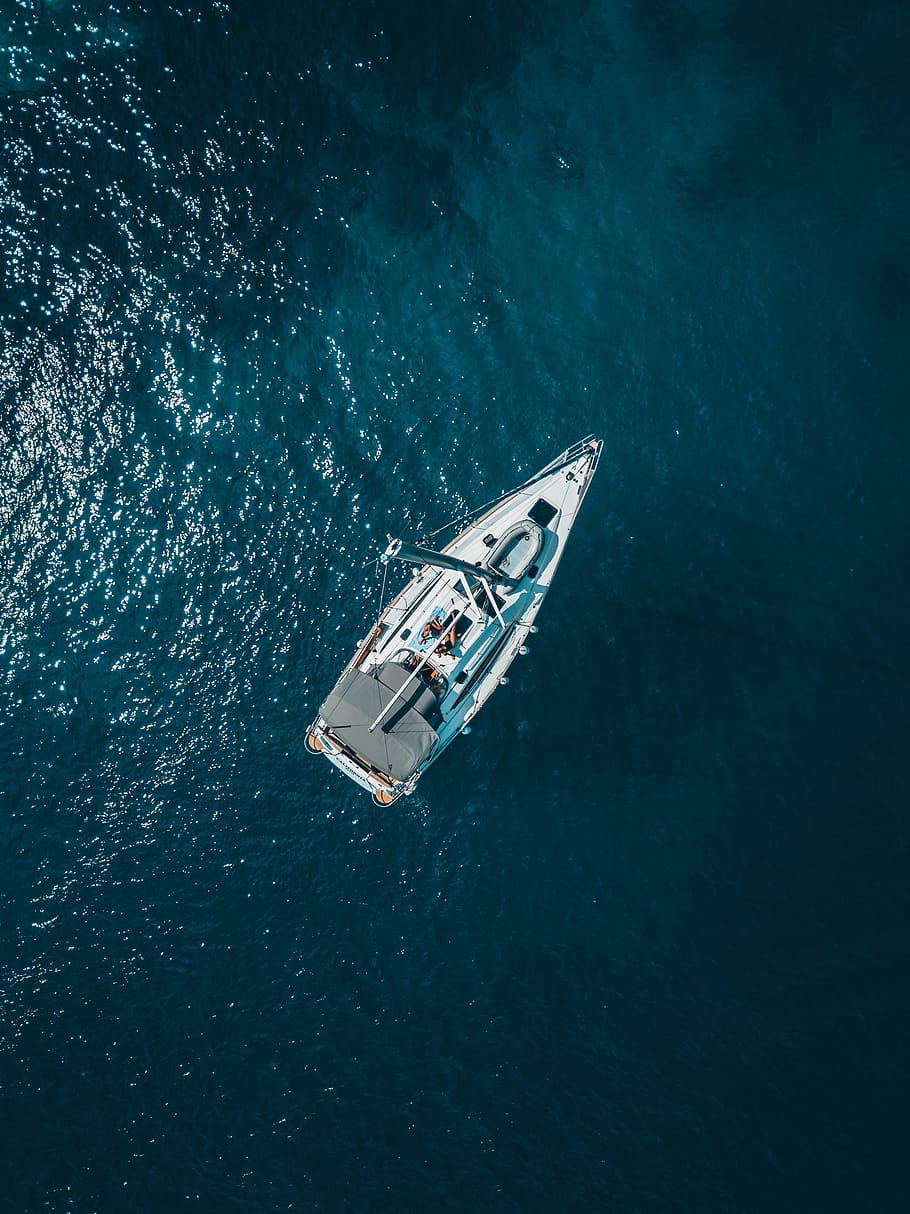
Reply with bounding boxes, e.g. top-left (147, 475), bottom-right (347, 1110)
top-left (393, 649), bottom-right (449, 699)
